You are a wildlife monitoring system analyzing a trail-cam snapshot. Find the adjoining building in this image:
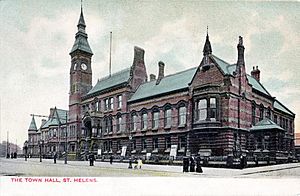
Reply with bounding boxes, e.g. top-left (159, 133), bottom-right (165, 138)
top-left (26, 7), bottom-right (295, 166)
